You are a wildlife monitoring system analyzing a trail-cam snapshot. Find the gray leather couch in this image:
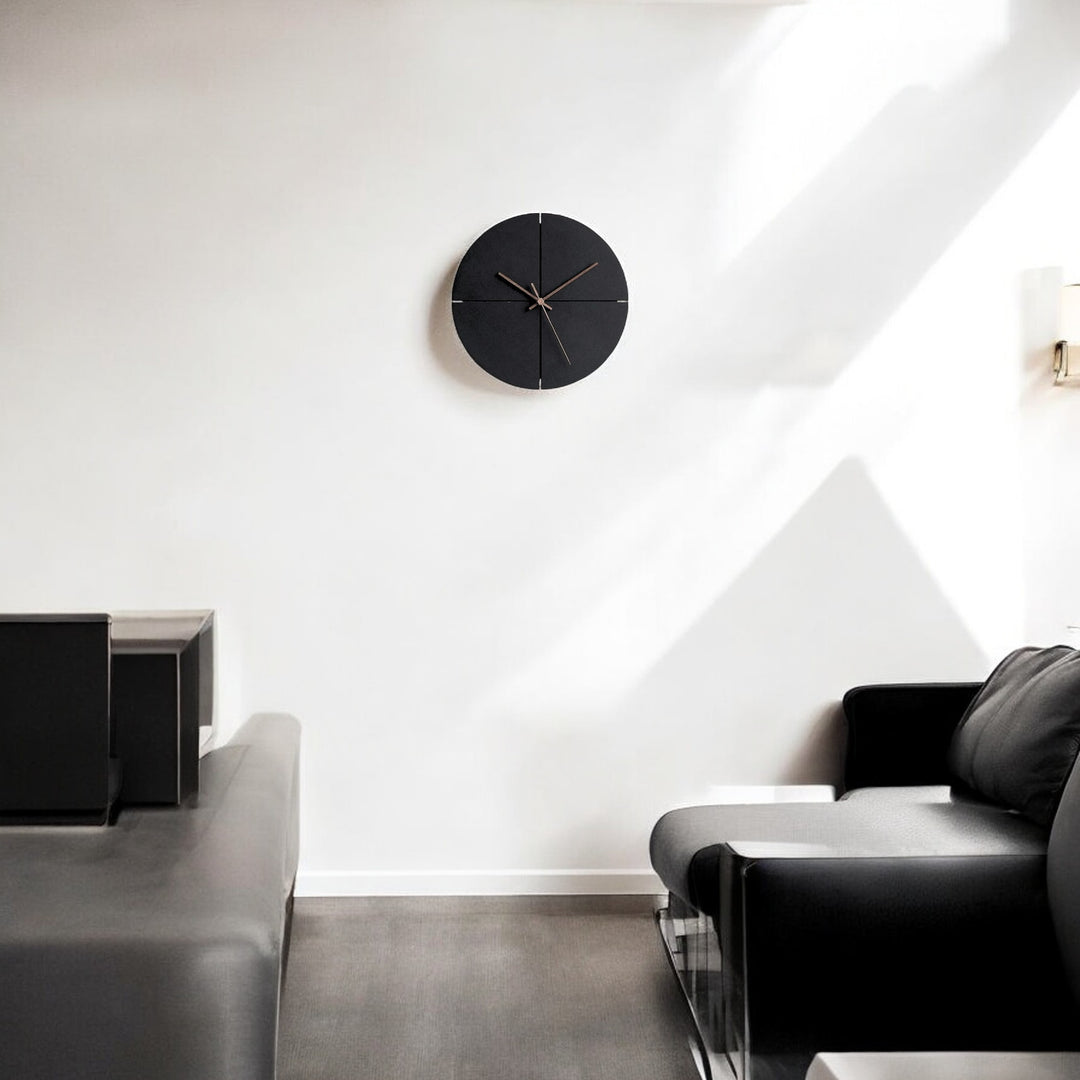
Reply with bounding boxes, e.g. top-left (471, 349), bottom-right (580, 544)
top-left (650, 647), bottom-right (1080, 1080)
top-left (0, 712), bottom-right (300, 1080)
